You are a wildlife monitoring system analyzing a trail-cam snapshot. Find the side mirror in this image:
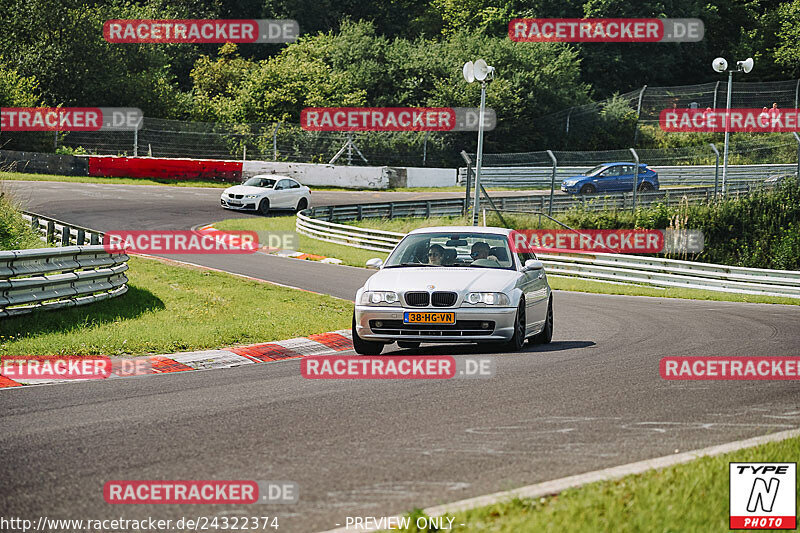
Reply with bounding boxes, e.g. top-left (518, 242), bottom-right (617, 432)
top-left (523, 259), bottom-right (543, 271)
top-left (366, 258), bottom-right (383, 270)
